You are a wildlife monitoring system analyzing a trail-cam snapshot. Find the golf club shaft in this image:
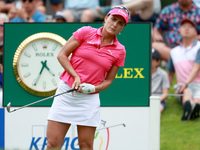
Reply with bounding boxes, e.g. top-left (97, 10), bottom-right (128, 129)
top-left (10, 88), bottom-right (76, 112)
top-left (96, 123), bottom-right (125, 131)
